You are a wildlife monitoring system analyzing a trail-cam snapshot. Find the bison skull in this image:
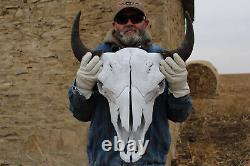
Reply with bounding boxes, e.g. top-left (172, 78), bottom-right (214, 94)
top-left (97, 48), bottom-right (165, 162)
